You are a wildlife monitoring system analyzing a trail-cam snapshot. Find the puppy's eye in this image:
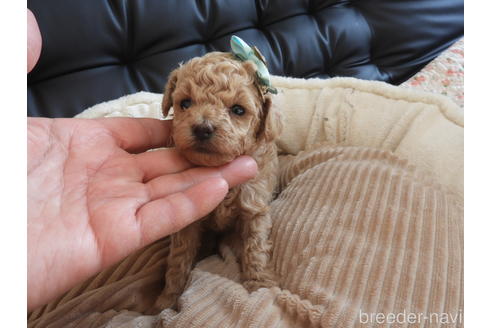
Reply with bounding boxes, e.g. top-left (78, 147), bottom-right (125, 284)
top-left (231, 104), bottom-right (246, 116)
top-left (180, 99), bottom-right (192, 110)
